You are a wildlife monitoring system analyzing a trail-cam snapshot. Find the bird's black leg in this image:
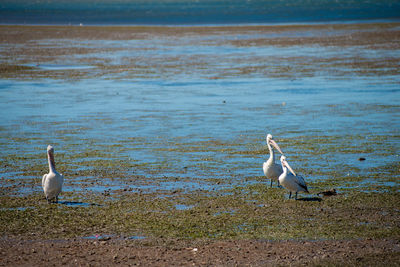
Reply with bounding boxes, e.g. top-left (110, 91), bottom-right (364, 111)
top-left (288, 192), bottom-right (292, 199)
top-left (270, 179), bottom-right (273, 188)
top-left (56, 196), bottom-right (58, 203)
top-left (295, 192), bottom-right (298, 200)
